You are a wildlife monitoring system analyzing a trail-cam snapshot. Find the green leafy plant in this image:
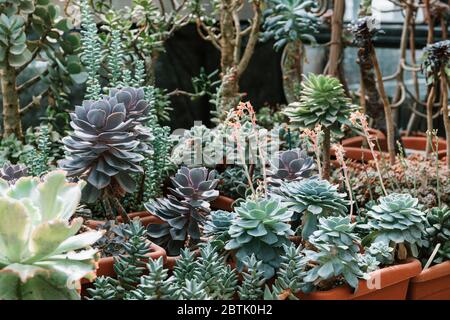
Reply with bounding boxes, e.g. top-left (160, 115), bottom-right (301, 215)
top-left (302, 216), bottom-right (367, 292)
top-left (0, 170), bottom-right (102, 300)
top-left (204, 210), bottom-right (238, 249)
top-left (365, 241), bottom-right (394, 266)
top-left (22, 124), bottom-right (52, 176)
top-left (225, 199), bottom-right (294, 278)
top-left (0, 0), bottom-right (84, 138)
top-left (284, 73), bottom-right (354, 178)
top-left (261, 0), bottom-right (319, 103)
top-left (275, 177), bottom-right (349, 239)
top-left (364, 193), bottom-right (426, 261)
top-left (218, 166), bottom-right (262, 200)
